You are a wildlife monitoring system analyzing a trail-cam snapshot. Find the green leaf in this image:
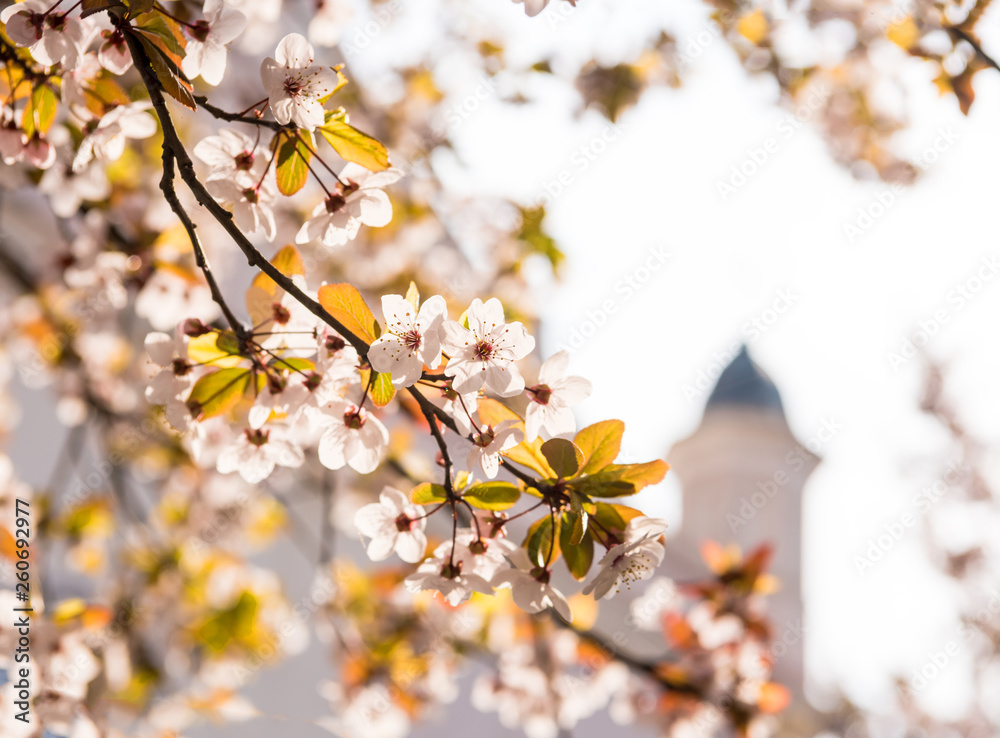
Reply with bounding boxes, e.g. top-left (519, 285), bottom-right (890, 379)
top-left (135, 13), bottom-right (186, 63)
top-left (463, 481), bottom-right (521, 511)
top-left (317, 283), bottom-right (380, 345)
top-left (127, 0), bottom-right (156, 19)
top-left (185, 368), bottom-right (251, 419)
top-left (541, 438), bottom-right (584, 478)
top-left (564, 506), bottom-right (588, 545)
top-left (275, 133), bottom-right (312, 196)
top-left (81, 0), bottom-right (121, 19)
top-left (560, 514), bottom-right (593, 581)
top-left (570, 460), bottom-right (669, 498)
top-left (411, 483), bottom-right (448, 505)
top-left (318, 109), bottom-right (390, 172)
top-left (574, 419), bottom-right (624, 474)
top-left (22, 85), bottom-right (58, 138)
top-left (368, 370), bottom-right (395, 408)
top-left (524, 515), bottom-right (560, 568)
top-left (135, 33), bottom-right (196, 110)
